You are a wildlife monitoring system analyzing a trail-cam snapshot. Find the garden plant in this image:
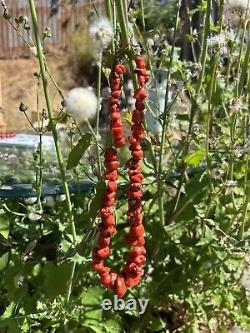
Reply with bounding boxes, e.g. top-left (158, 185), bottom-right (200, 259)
top-left (0, 0), bottom-right (250, 332)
